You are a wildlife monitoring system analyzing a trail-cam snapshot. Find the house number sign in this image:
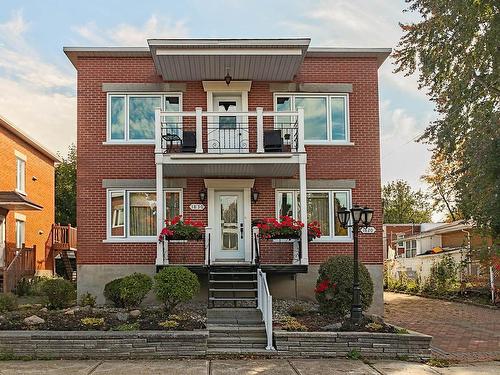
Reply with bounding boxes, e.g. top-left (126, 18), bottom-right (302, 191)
top-left (190, 203), bottom-right (205, 211)
top-left (360, 227), bottom-right (376, 234)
